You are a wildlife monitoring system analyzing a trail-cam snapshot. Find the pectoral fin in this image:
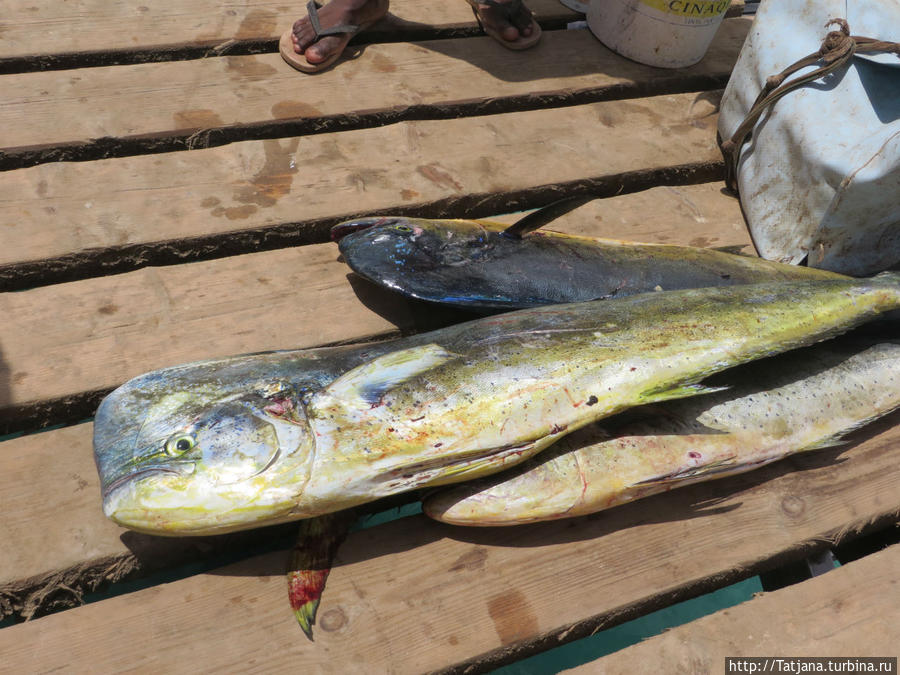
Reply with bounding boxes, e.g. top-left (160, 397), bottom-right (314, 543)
top-left (639, 383), bottom-right (729, 405)
top-left (324, 344), bottom-right (458, 405)
top-left (630, 455), bottom-right (739, 488)
top-left (376, 436), bottom-right (554, 493)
